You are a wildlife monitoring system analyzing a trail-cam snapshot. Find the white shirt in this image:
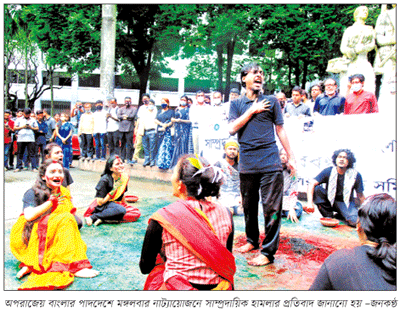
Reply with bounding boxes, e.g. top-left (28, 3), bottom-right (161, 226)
top-left (106, 106), bottom-right (119, 132)
top-left (93, 109), bottom-right (108, 134)
top-left (15, 117), bottom-right (38, 142)
top-left (189, 104), bottom-right (211, 130)
top-left (141, 107), bottom-right (157, 130)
